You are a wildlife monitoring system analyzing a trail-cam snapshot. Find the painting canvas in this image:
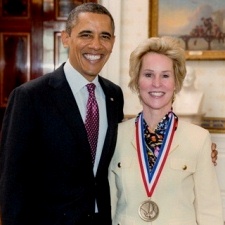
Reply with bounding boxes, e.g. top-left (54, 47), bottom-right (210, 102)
top-left (150, 0), bottom-right (225, 59)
